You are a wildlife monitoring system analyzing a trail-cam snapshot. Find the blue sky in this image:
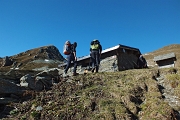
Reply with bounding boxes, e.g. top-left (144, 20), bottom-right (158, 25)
top-left (0, 0), bottom-right (180, 58)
